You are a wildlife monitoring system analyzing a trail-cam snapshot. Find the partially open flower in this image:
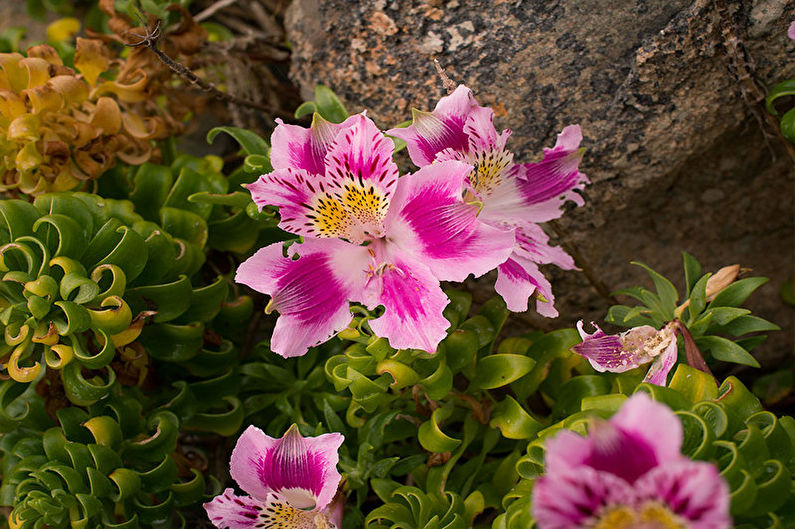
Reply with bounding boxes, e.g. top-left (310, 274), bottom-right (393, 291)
top-left (572, 321), bottom-right (678, 385)
top-left (204, 424), bottom-right (344, 528)
top-left (532, 393), bottom-right (731, 529)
